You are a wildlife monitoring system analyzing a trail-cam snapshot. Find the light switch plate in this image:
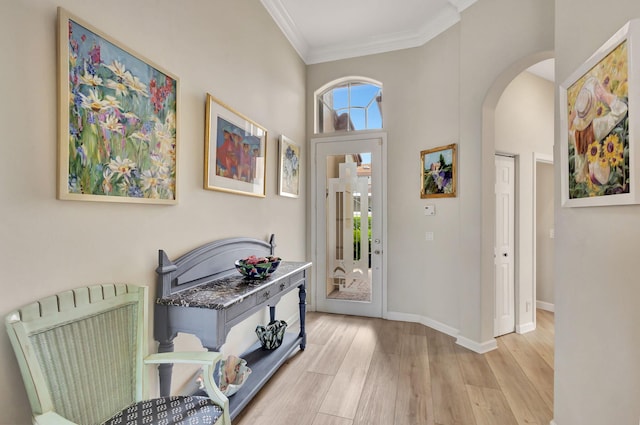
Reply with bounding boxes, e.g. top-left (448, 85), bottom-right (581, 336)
top-left (424, 205), bottom-right (436, 216)
top-left (425, 231), bottom-right (434, 241)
